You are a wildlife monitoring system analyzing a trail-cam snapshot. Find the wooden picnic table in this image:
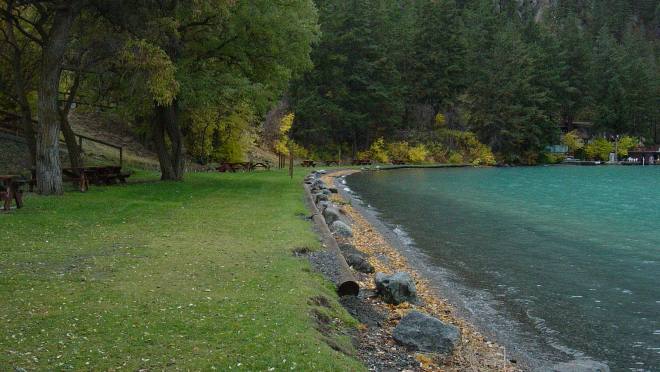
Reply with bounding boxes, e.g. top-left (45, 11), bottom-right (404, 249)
top-left (216, 161), bottom-right (271, 173)
top-left (301, 160), bottom-right (316, 167)
top-left (324, 160), bottom-right (340, 166)
top-left (391, 159), bottom-right (405, 165)
top-left (351, 159), bottom-right (372, 166)
top-left (217, 162), bottom-right (253, 173)
top-left (62, 166), bottom-right (131, 192)
top-left (0, 175), bottom-right (26, 211)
